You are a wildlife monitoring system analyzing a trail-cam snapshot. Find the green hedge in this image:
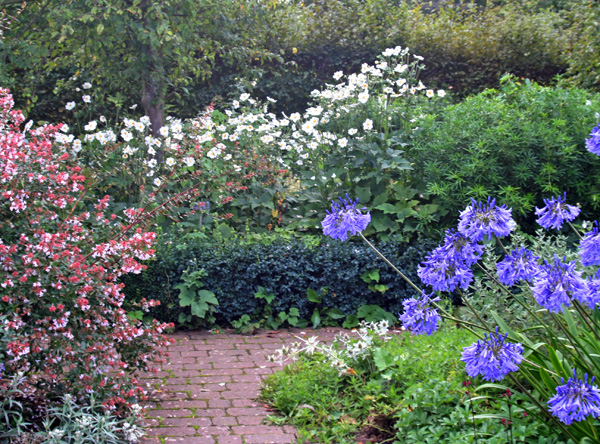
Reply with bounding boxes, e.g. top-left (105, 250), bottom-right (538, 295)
top-left (122, 232), bottom-right (436, 327)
